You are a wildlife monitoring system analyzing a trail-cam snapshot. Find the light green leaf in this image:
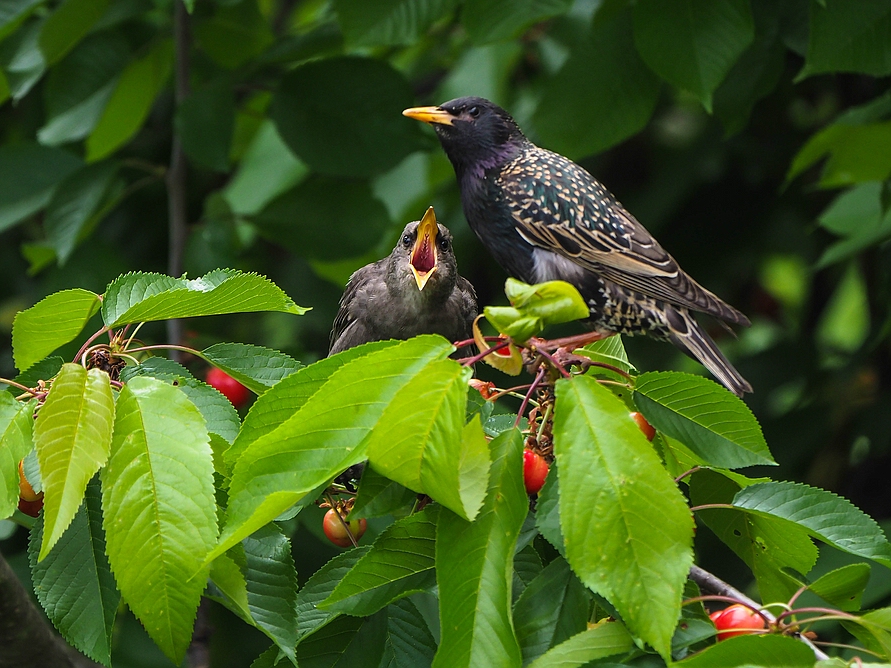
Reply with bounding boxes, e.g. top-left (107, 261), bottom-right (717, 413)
top-left (634, 371), bottom-right (774, 469)
top-left (0, 143), bottom-right (82, 233)
top-left (38, 0), bottom-right (110, 65)
top-left (101, 376), bottom-right (217, 663)
top-left (809, 563), bottom-right (871, 612)
top-left (35, 364), bottom-right (115, 560)
top-left (433, 429), bottom-right (526, 668)
top-left (554, 375), bottom-right (694, 658)
top-left (12, 288), bottom-right (101, 372)
top-left (462, 0), bottom-right (571, 44)
top-left (485, 279), bottom-right (589, 342)
top-left (208, 553), bottom-right (251, 621)
top-left (733, 481), bottom-right (891, 569)
top-left (29, 479), bottom-right (118, 666)
top-left (514, 557), bottom-right (590, 665)
top-left (335, 0), bottom-right (459, 47)
top-left (243, 524), bottom-right (299, 663)
top-left (202, 343), bottom-right (303, 396)
top-left (632, 0), bottom-right (754, 110)
top-left (101, 269), bottom-right (307, 327)
top-left (271, 56), bottom-right (423, 178)
top-left (349, 465), bottom-right (417, 519)
top-left (211, 336), bottom-right (452, 562)
top-left (367, 360), bottom-right (489, 521)
top-left (0, 394), bottom-right (34, 520)
top-left (799, 0), bottom-right (891, 79)
top-left (788, 122), bottom-right (891, 188)
top-left (526, 622), bottom-right (634, 668)
top-left (577, 335), bottom-right (635, 376)
top-left (296, 547), bottom-right (370, 641)
top-left (815, 184), bottom-right (891, 267)
top-left (673, 632), bottom-right (815, 667)
top-left (321, 509), bottom-right (436, 615)
top-left (86, 39), bottom-right (174, 161)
